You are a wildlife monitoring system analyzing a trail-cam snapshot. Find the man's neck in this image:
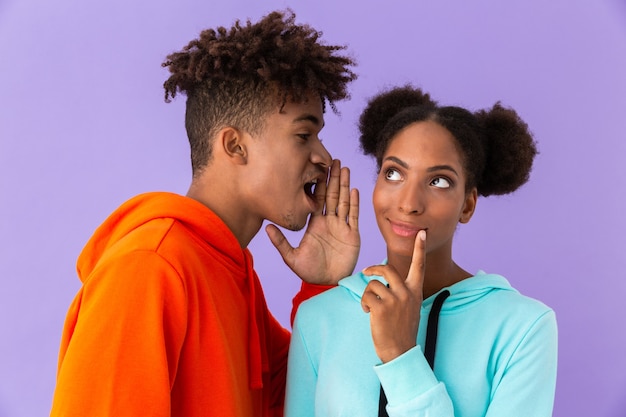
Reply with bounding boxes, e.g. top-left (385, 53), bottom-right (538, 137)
top-left (186, 172), bottom-right (261, 249)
